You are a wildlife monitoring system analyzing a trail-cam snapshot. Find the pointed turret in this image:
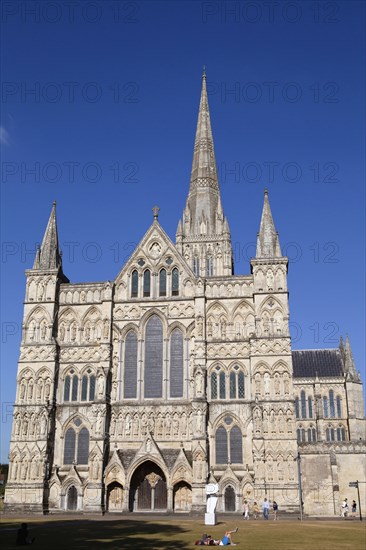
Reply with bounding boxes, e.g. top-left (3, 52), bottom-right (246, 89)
top-left (176, 70), bottom-right (233, 276)
top-left (33, 201), bottom-right (63, 272)
top-left (344, 335), bottom-right (357, 379)
top-left (255, 190), bottom-right (282, 258)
